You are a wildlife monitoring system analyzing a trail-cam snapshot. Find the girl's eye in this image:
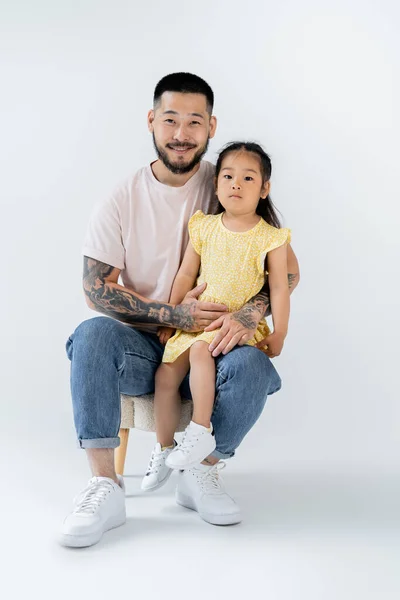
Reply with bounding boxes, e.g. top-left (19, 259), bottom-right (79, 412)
top-left (223, 175), bottom-right (232, 179)
top-left (244, 176), bottom-right (254, 181)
